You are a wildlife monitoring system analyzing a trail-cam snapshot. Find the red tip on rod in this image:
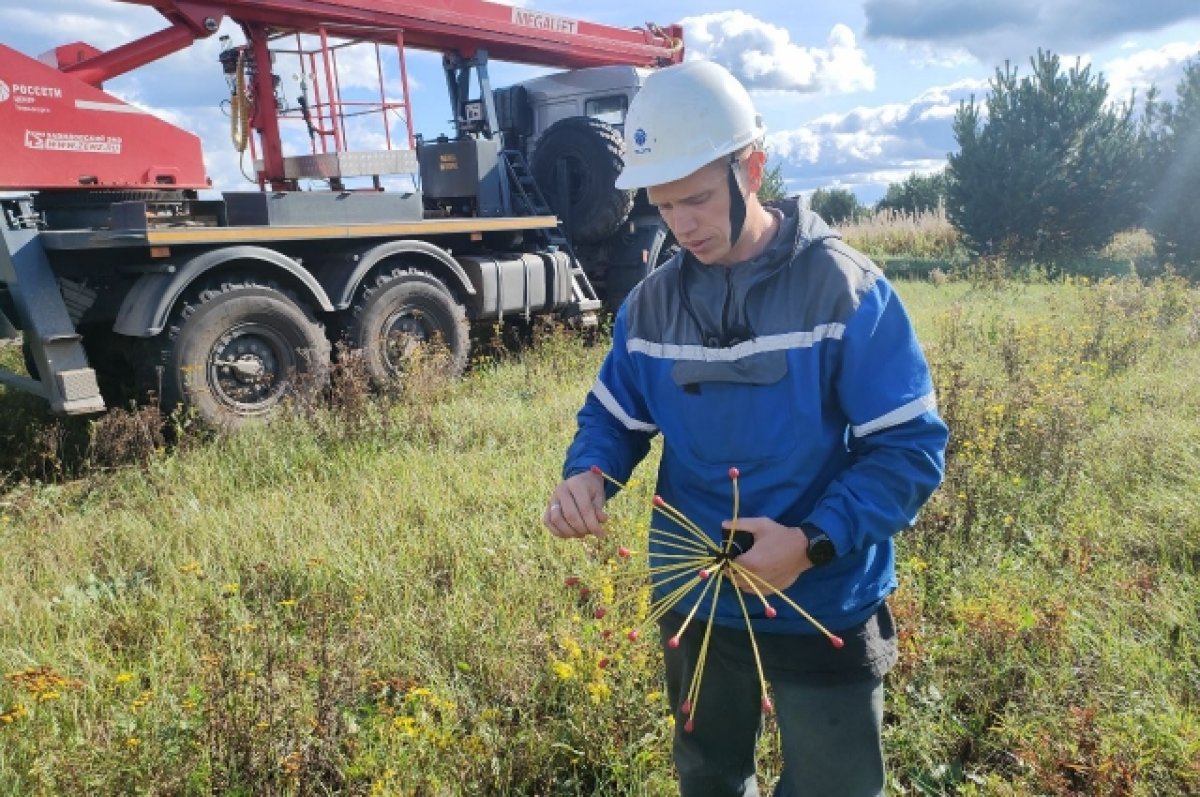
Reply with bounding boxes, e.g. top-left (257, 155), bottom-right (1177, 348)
top-left (617, 546), bottom-right (631, 558)
top-left (668, 636), bottom-right (680, 649)
top-left (653, 495), bottom-right (666, 507)
top-left (829, 635), bottom-right (845, 649)
top-left (698, 568), bottom-right (711, 580)
top-left (684, 719), bottom-right (695, 733)
top-left (680, 699), bottom-right (692, 715)
top-left (728, 467), bottom-right (740, 480)
top-left (764, 606), bottom-right (778, 619)
top-left (589, 465), bottom-right (603, 475)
